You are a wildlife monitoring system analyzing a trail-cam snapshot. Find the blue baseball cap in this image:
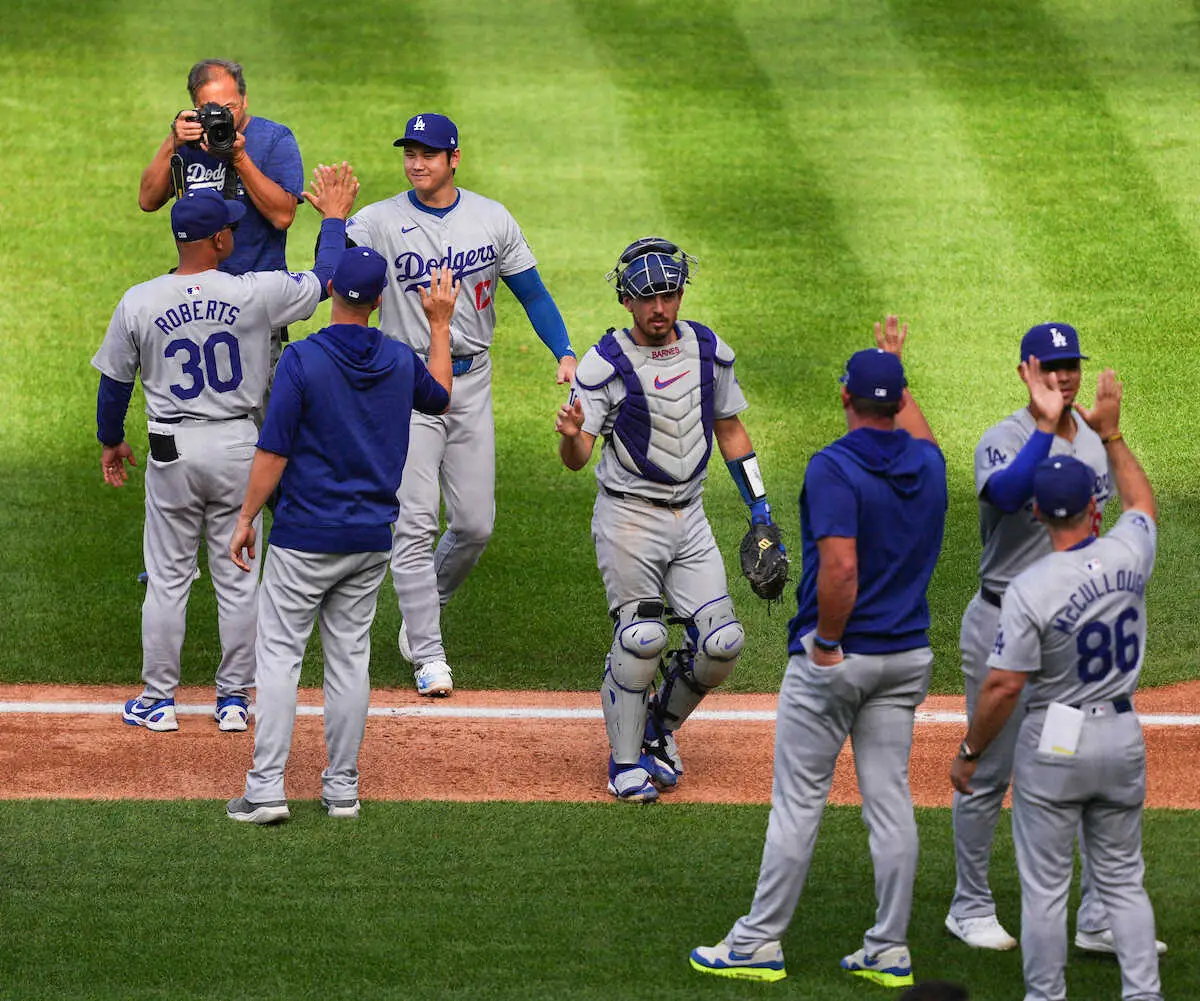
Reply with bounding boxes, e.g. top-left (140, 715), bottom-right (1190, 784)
top-left (332, 247), bottom-right (388, 304)
top-left (171, 188), bottom-right (246, 242)
top-left (1020, 322), bottom-right (1088, 364)
top-left (1034, 456), bottom-right (1095, 519)
top-left (394, 113), bottom-right (458, 150)
top-left (840, 348), bottom-right (907, 403)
